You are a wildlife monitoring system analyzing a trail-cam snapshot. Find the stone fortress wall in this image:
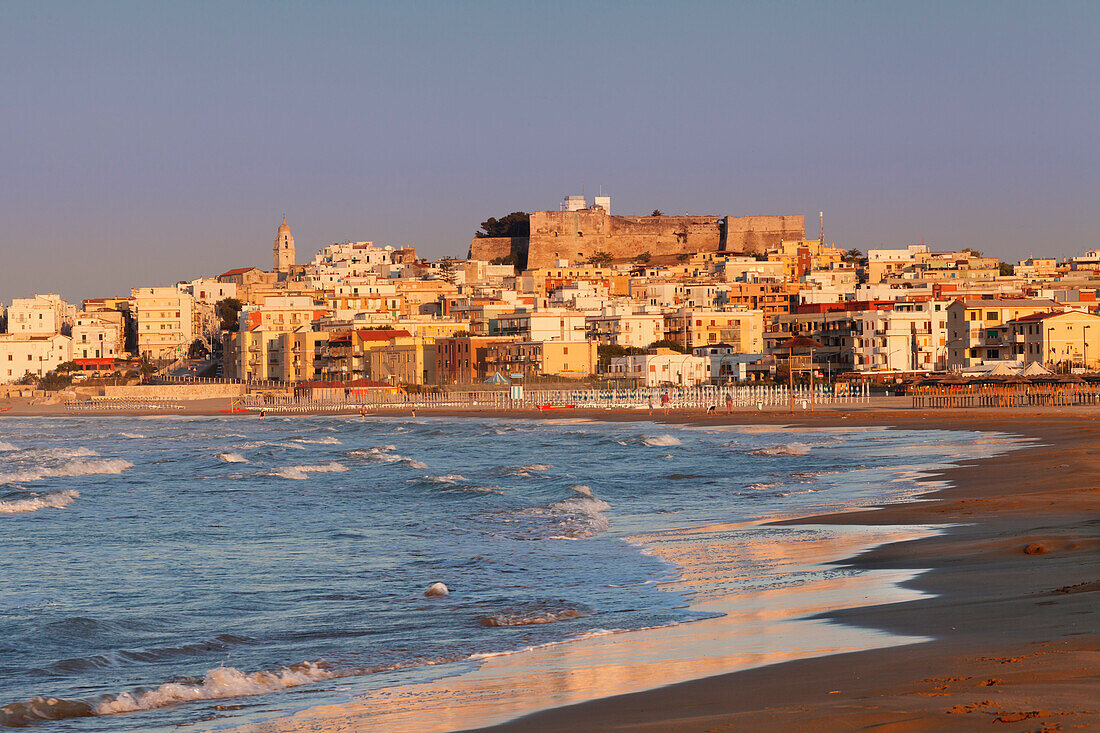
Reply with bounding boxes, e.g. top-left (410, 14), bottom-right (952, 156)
top-left (469, 209), bottom-right (804, 267)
